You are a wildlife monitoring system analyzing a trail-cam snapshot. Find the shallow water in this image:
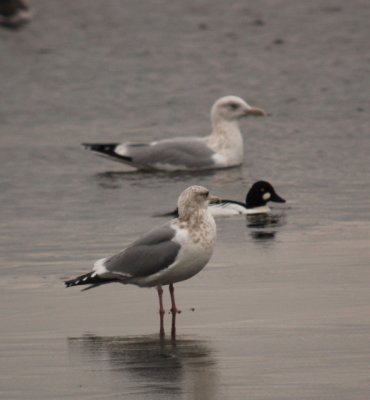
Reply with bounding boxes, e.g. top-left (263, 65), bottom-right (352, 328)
top-left (1, 0), bottom-right (370, 399)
